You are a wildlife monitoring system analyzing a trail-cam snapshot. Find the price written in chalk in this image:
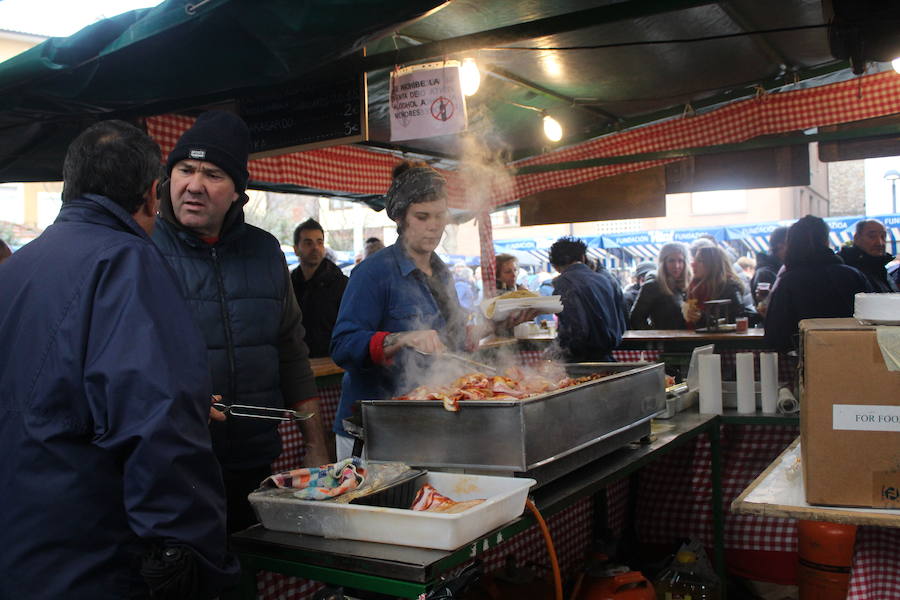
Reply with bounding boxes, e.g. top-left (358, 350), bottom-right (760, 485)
top-left (240, 74), bottom-right (367, 155)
